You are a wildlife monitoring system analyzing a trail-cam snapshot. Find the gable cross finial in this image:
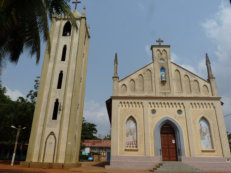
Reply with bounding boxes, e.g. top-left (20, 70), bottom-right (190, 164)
top-left (72, 0), bottom-right (81, 10)
top-left (156, 38), bottom-right (164, 45)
